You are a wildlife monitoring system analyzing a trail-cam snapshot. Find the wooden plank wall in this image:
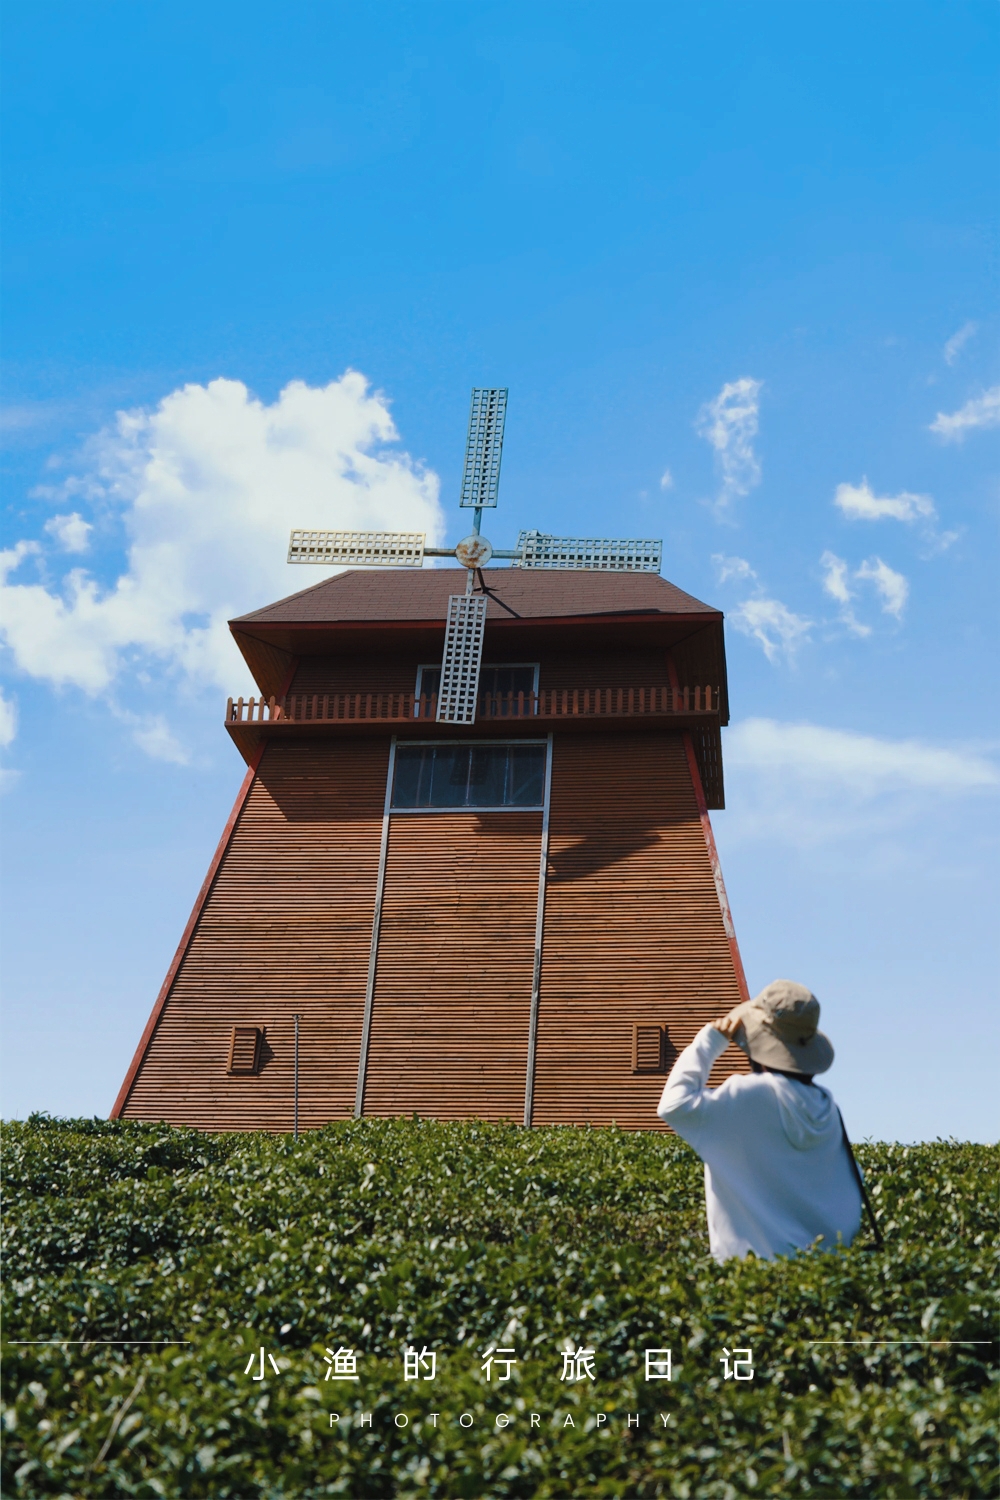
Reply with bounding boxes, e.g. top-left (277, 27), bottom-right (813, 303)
top-left (291, 647), bottom-right (673, 699)
top-left (533, 648), bottom-right (671, 693)
top-left (531, 731), bottom-right (747, 1129)
top-left (119, 738), bottom-right (389, 1129)
top-left (361, 812), bottom-right (541, 1121)
top-left (292, 653), bottom-right (418, 695)
top-left (119, 726), bottom-right (745, 1133)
